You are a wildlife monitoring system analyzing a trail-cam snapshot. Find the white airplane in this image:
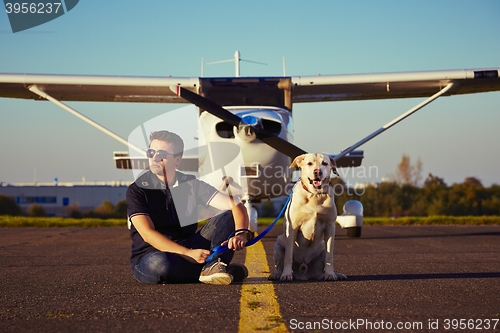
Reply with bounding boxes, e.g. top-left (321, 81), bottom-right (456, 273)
top-left (1, 52), bottom-right (499, 237)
